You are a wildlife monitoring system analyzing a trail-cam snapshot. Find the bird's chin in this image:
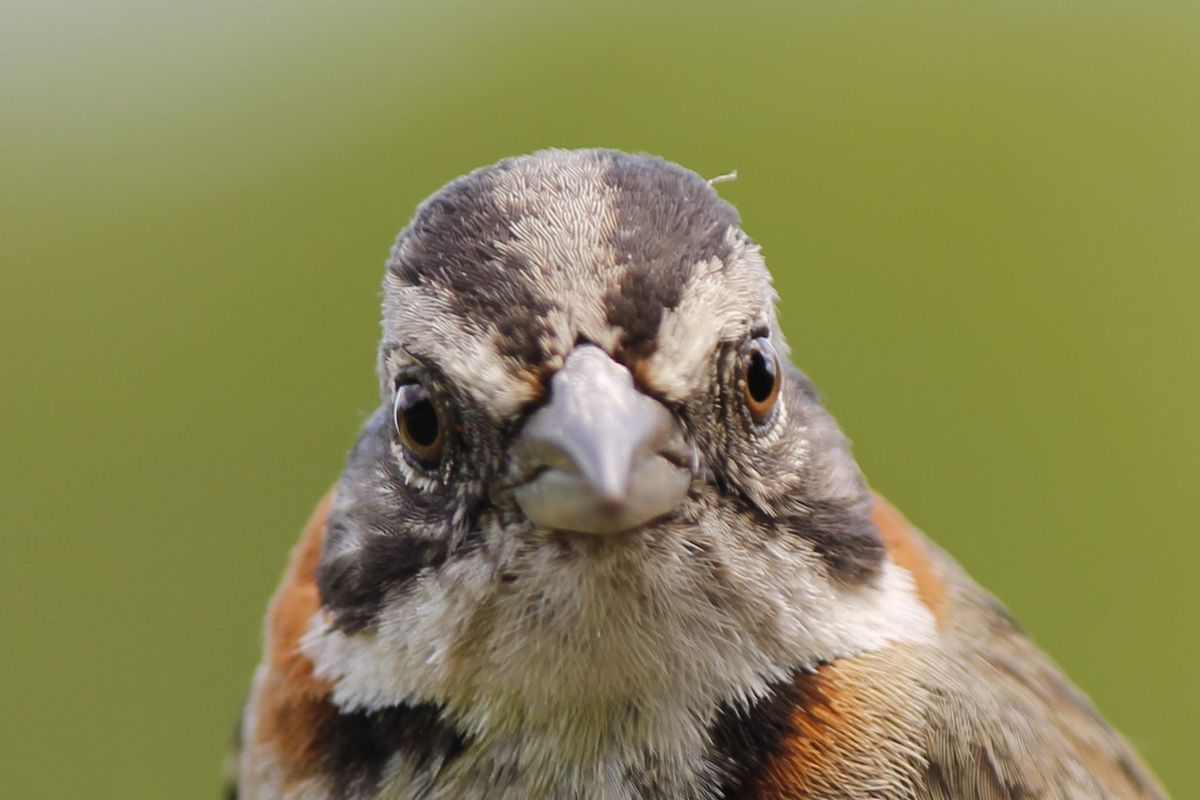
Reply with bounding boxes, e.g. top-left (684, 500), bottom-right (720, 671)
top-left (513, 455), bottom-right (691, 535)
